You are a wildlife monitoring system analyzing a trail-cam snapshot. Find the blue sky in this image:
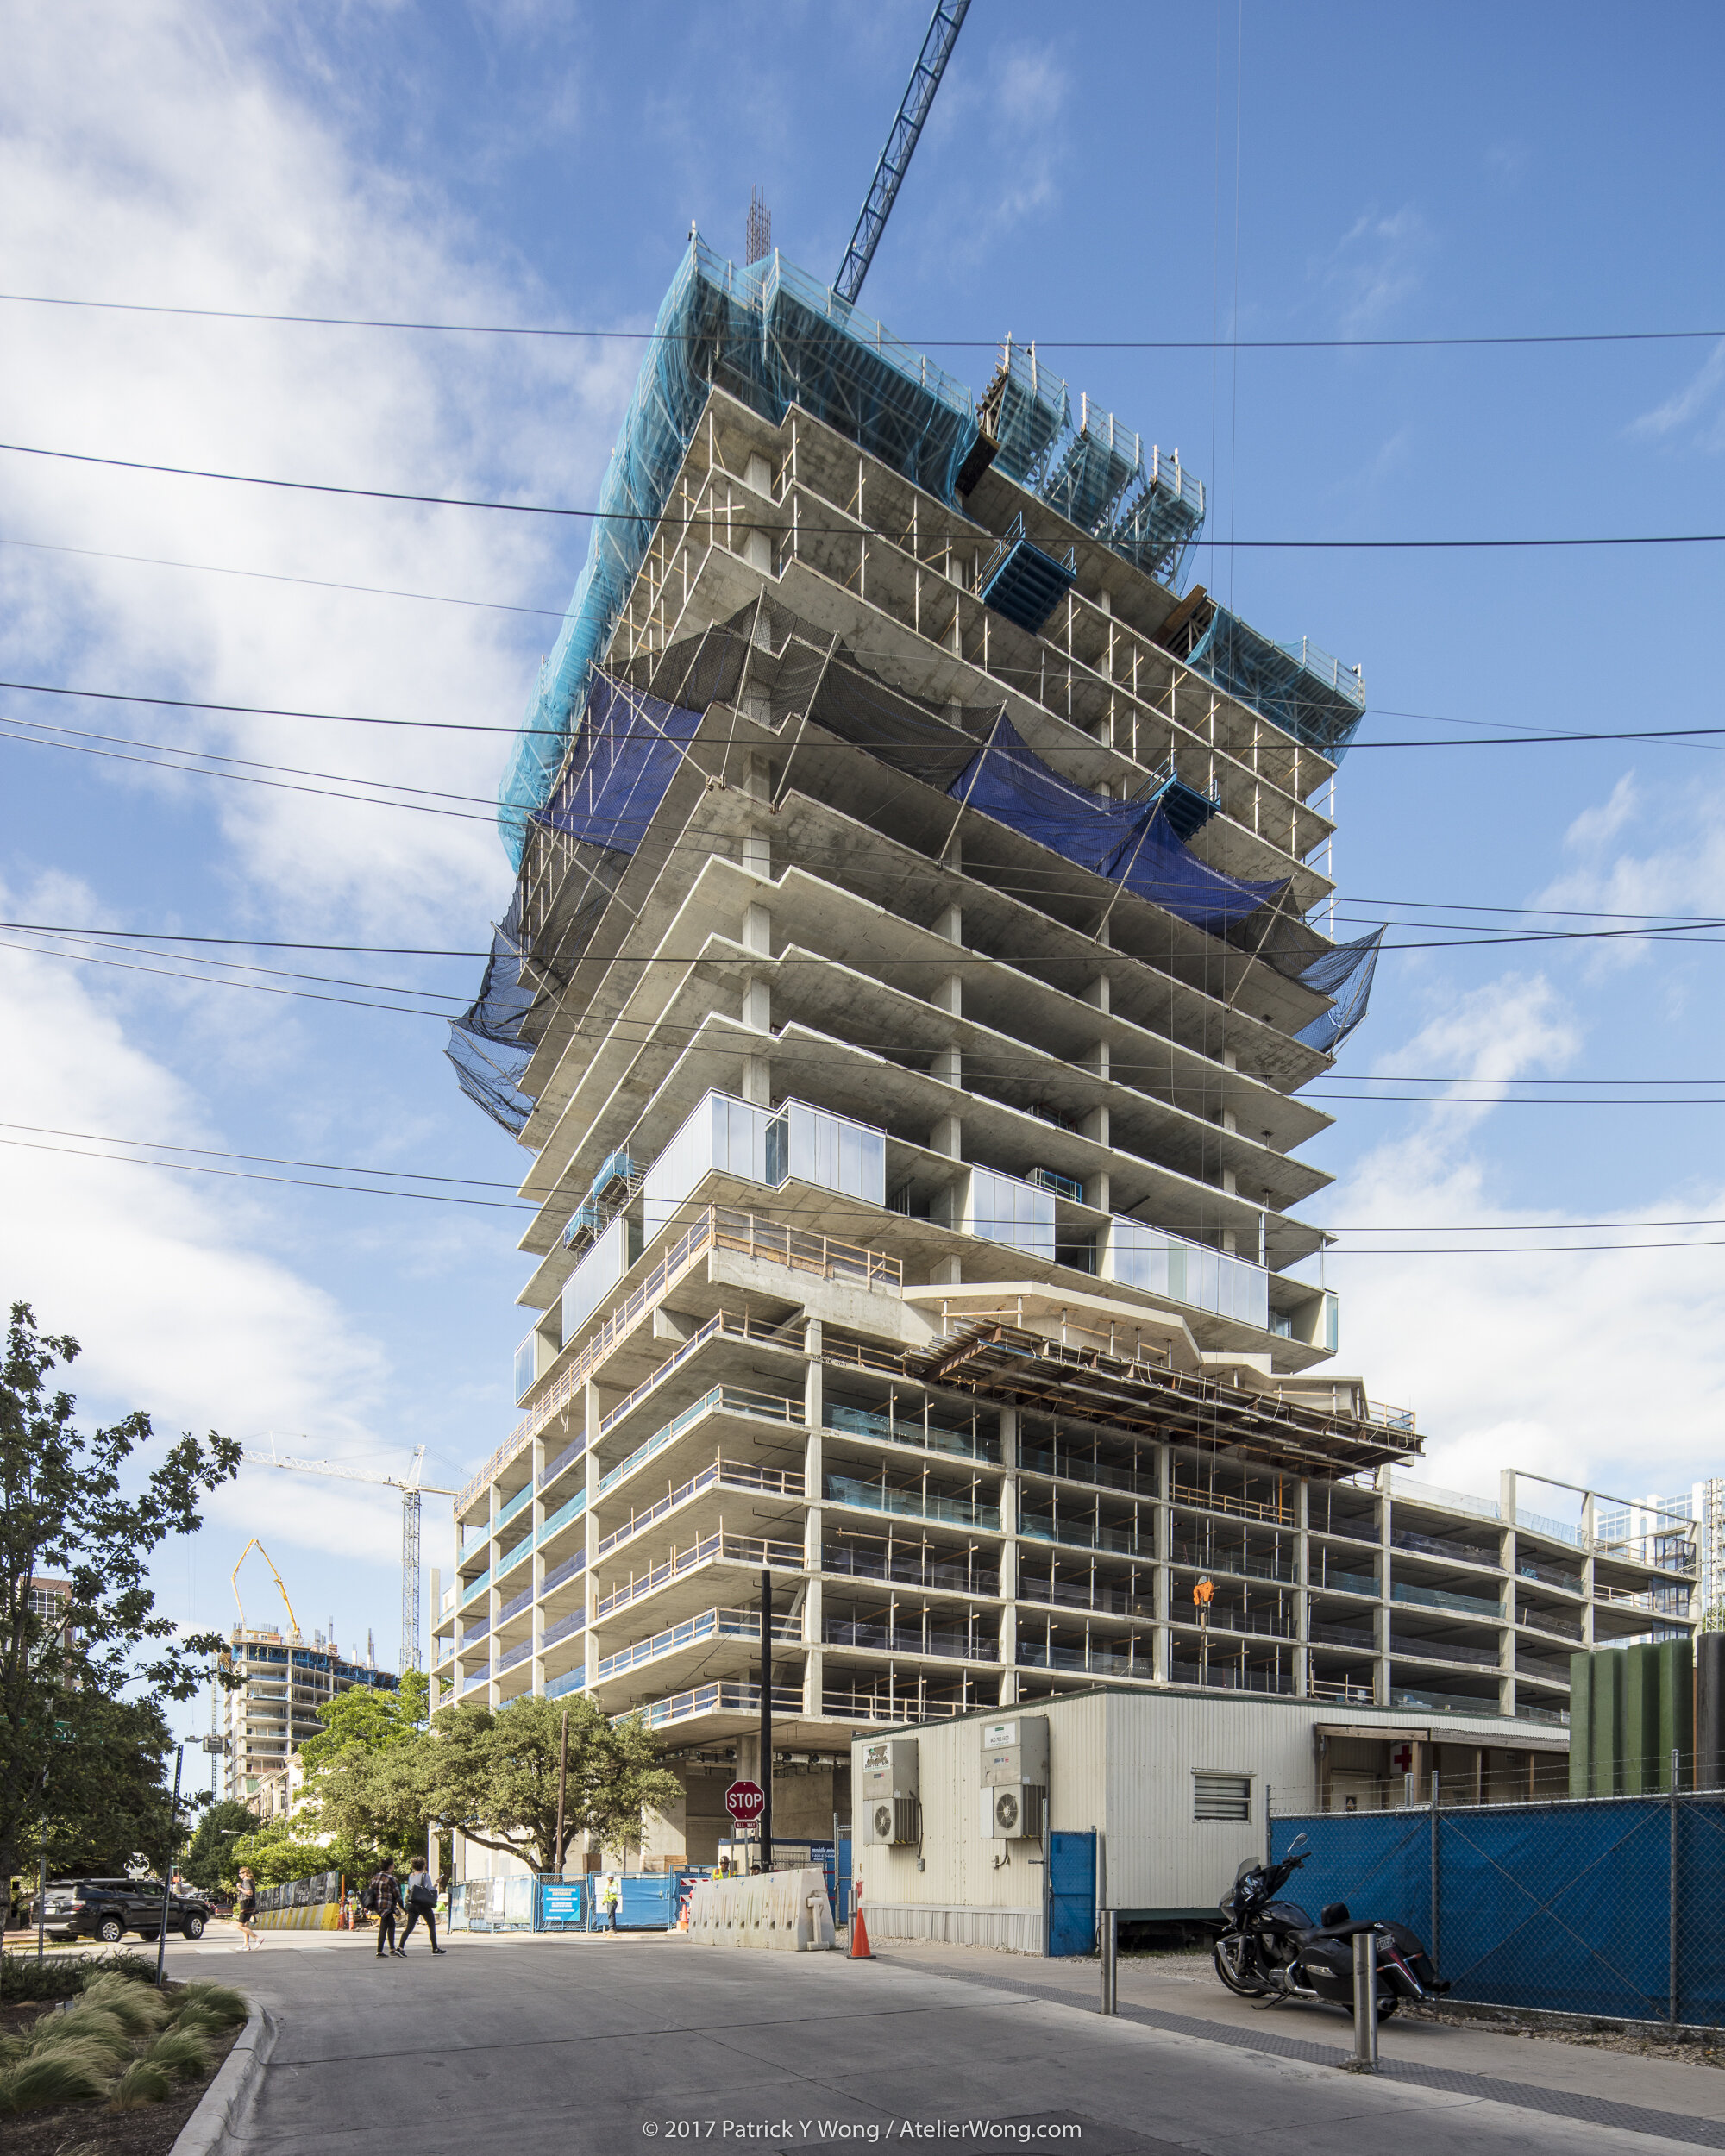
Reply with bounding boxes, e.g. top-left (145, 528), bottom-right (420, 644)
top-left (3, 0), bottom-right (1723, 1667)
